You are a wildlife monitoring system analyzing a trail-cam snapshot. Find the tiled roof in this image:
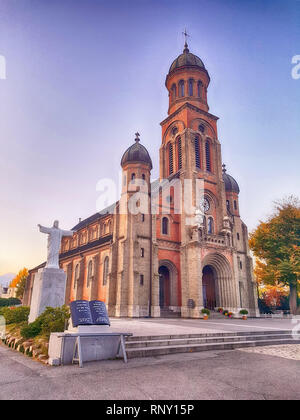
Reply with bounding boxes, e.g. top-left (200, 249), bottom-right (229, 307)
top-left (72, 202), bottom-right (117, 231)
